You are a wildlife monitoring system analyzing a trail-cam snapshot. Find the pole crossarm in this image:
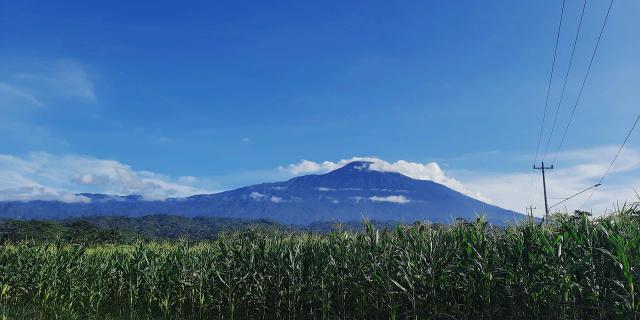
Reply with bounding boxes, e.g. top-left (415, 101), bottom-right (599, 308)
top-left (525, 206), bottom-right (537, 217)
